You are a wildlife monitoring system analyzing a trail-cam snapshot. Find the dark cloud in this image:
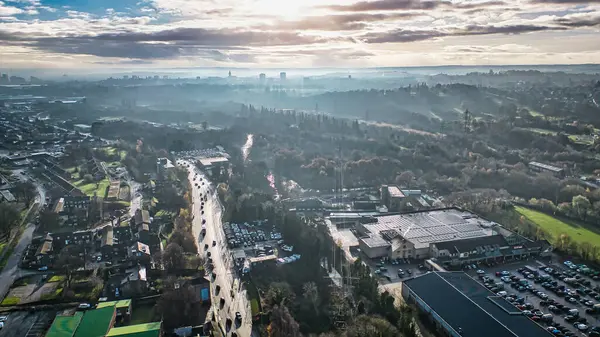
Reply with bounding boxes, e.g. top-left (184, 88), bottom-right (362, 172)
top-left (91, 28), bottom-right (334, 46)
top-left (555, 15), bottom-right (600, 27)
top-left (529, 0), bottom-right (600, 3)
top-left (325, 0), bottom-right (506, 11)
top-left (362, 24), bottom-right (566, 43)
top-left (0, 27), bottom-right (342, 60)
top-left (263, 13), bottom-right (418, 31)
